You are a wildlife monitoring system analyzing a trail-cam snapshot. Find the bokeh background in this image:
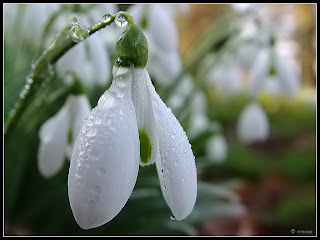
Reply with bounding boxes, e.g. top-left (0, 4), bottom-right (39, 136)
top-left (4, 3), bottom-right (316, 236)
